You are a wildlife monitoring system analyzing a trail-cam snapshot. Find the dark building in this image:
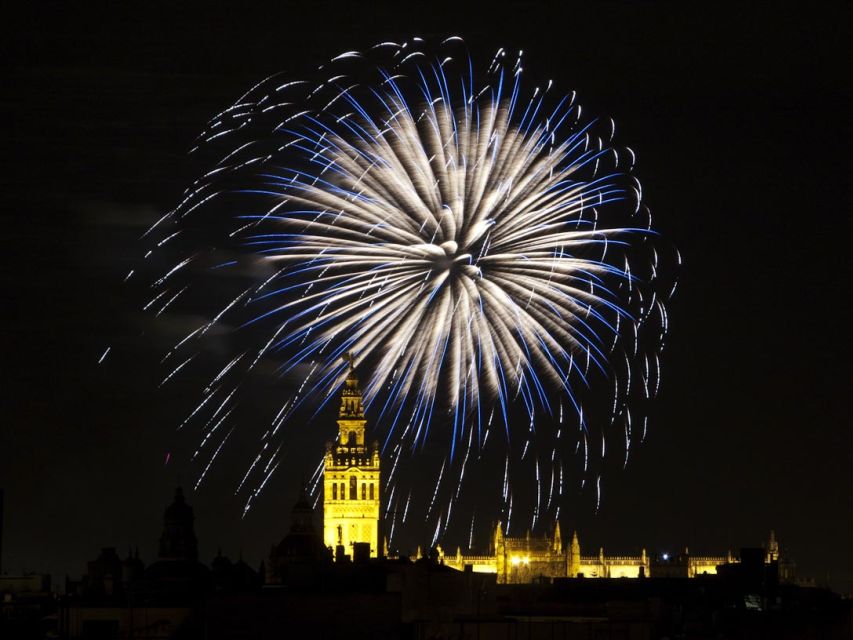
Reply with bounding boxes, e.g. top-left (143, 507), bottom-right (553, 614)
top-left (157, 488), bottom-right (198, 561)
top-left (141, 488), bottom-right (210, 595)
top-left (60, 488), bottom-right (258, 639)
top-left (0, 573), bottom-right (55, 639)
top-left (55, 487), bottom-right (852, 640)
